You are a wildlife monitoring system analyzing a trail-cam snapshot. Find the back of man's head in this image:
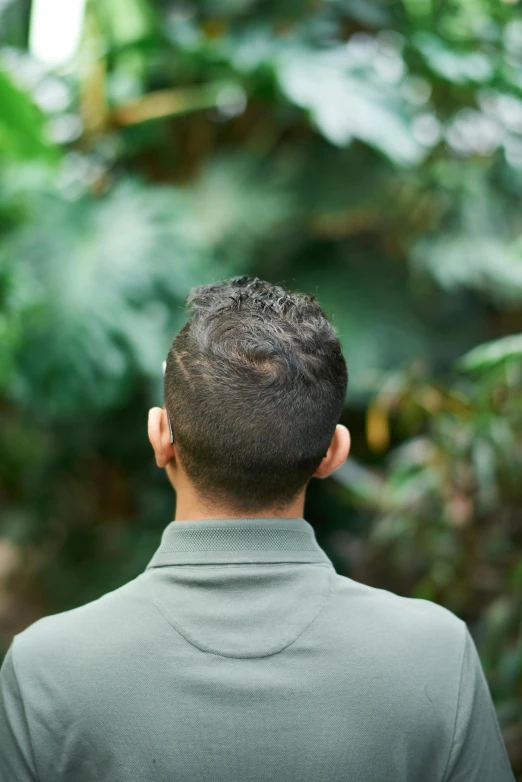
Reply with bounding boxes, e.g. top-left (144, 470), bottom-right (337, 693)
top-left (164, 276), bottom-right (348, 513)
